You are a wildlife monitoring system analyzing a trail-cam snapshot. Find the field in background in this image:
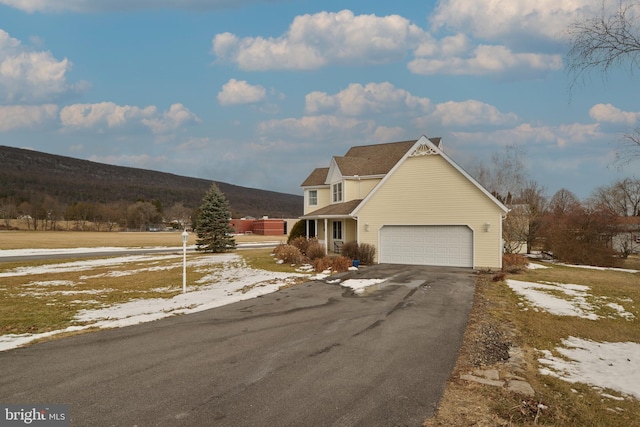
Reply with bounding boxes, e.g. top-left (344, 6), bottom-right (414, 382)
top-left (0, 231), bottom-right (285, 250)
